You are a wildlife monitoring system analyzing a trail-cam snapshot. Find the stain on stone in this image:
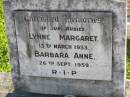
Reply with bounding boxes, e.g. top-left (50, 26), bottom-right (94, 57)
top-left (67, 0), bottom-right (74, 8)
top-left (26, 42), bottom-right (32, 58)
top-left (45, 0), bottom-right (51, 10)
